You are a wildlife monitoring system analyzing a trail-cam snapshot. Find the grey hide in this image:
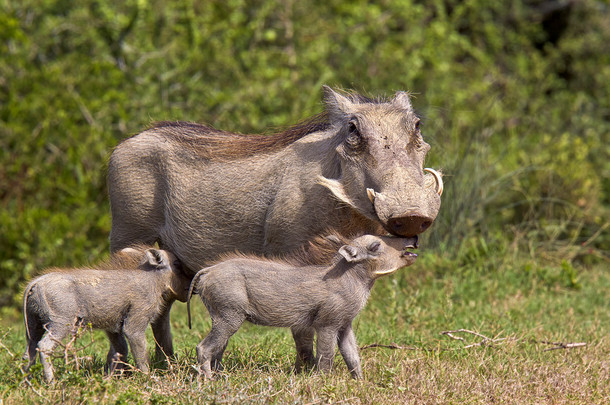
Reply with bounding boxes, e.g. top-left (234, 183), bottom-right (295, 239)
top-left (22, 247), bottom-right (191, 382)
top-left (187, 234), bottom-right (418, 379)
